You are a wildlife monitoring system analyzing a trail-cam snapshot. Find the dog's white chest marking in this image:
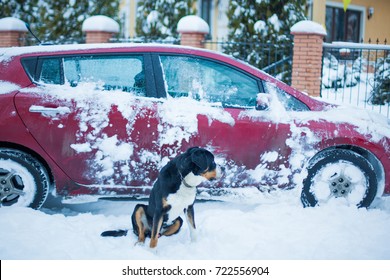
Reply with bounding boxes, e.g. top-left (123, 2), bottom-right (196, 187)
top-left (166, 183), bottom-right (197, 223)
